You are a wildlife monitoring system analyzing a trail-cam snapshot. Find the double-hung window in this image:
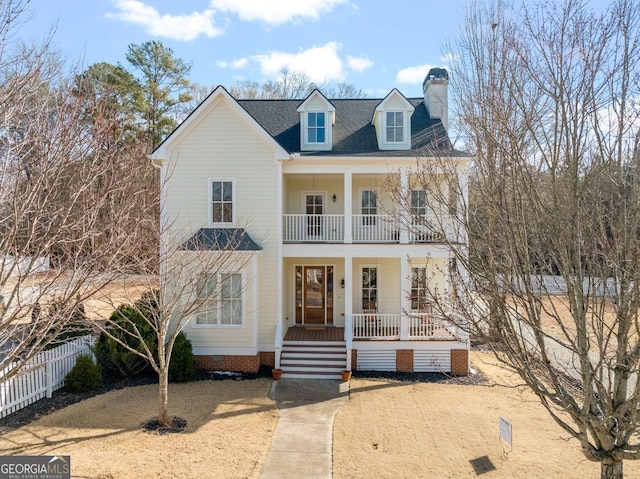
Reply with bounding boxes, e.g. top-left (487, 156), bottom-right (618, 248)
top-left (411, 267), bottom-right (429, 312)
top-left (211, 179), bottom-right (234, 224)
top-left (386, 111), bottom-right (404, 143)
top-left (361, 266), bottom-right (378, 311)
top-left (308, 112), bottom-right (326, 143)
top-left (195, 273), bottom-right (243, 326)
top-left (361, 190), bottom-right (377, 226)
top-left (411, 190), bottom-right (427, 223)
